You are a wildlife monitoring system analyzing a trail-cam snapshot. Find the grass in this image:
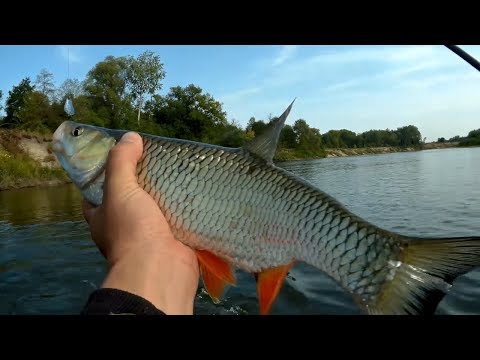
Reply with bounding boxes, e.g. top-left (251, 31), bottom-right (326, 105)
top-left (275, 147), bottom-right (327, 161)
top-left (0, 148), bottom-right (68, 190)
